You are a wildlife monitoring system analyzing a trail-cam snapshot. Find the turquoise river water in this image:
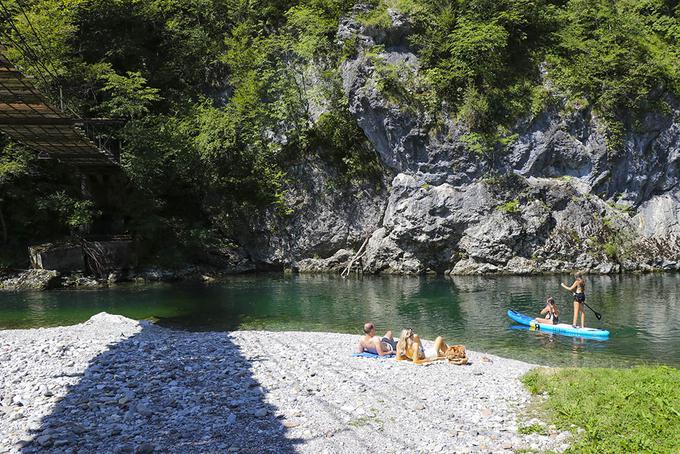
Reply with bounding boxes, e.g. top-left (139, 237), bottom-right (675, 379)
top-left (0, 274), bottom-right (679, 368)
